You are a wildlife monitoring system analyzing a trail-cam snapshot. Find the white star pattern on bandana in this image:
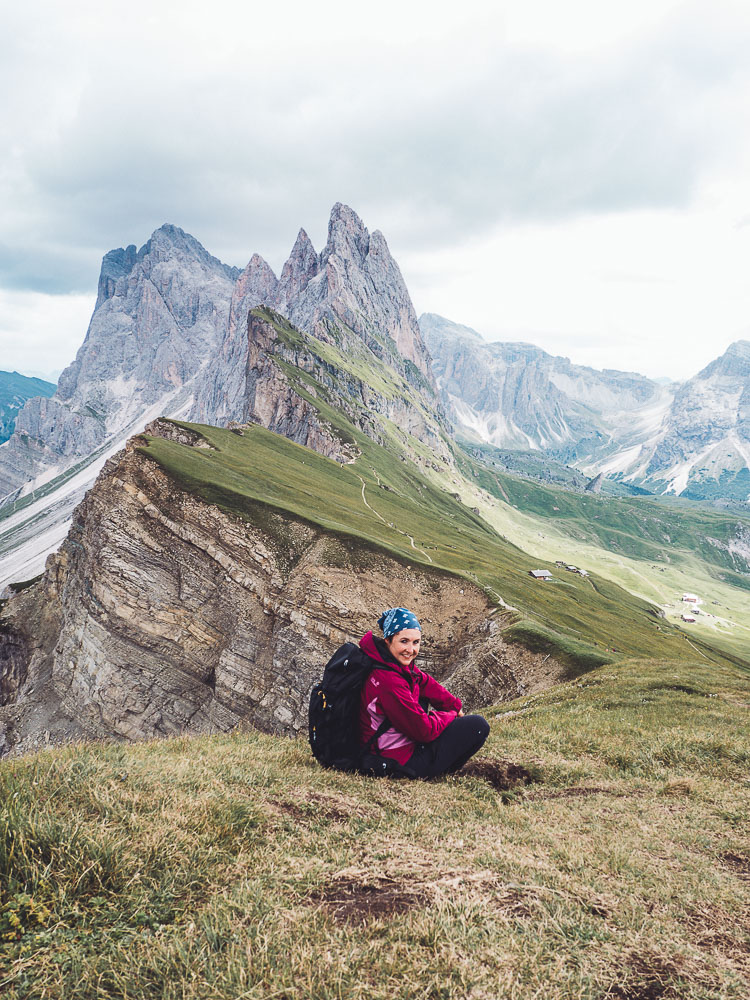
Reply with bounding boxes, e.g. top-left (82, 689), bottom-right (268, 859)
top-left (378, 607), bottom-right (421, 637)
